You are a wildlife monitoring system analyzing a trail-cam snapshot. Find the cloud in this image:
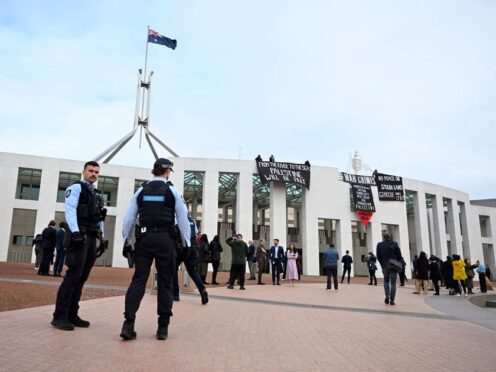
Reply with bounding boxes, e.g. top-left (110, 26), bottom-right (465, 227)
top-left (0, 0), bottom-right (495, 199)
